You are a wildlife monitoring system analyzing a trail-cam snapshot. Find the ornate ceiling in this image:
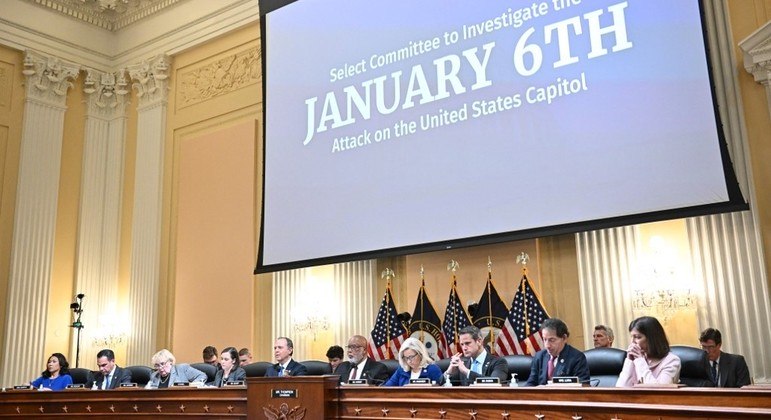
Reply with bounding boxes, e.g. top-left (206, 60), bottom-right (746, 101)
top-left (24, 0), bottom-right (188, 31)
